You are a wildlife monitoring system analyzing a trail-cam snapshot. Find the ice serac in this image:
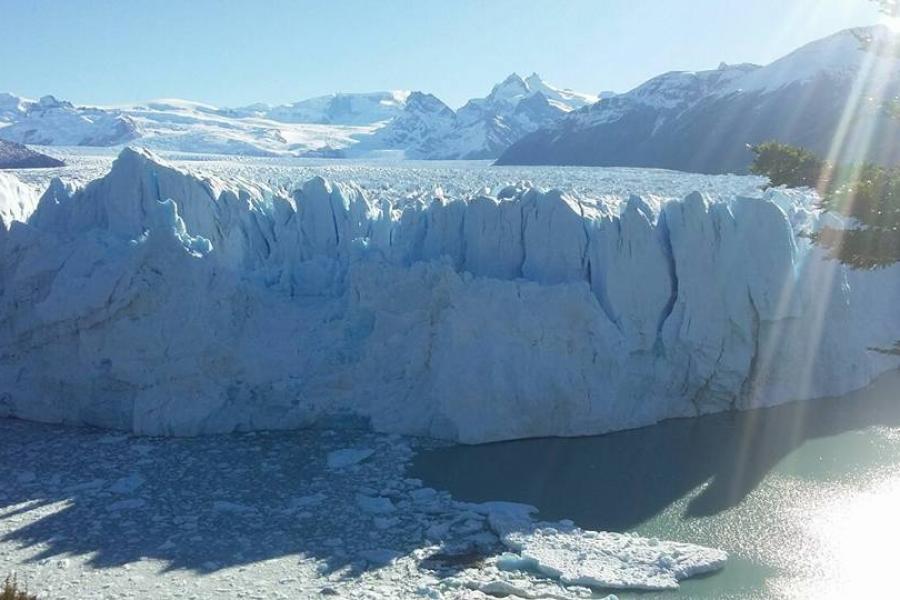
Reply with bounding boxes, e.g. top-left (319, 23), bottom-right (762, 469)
top-left (0, 148), bottom-right (898, 442)
top-left (0, 172), bottom-right (38, 233)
